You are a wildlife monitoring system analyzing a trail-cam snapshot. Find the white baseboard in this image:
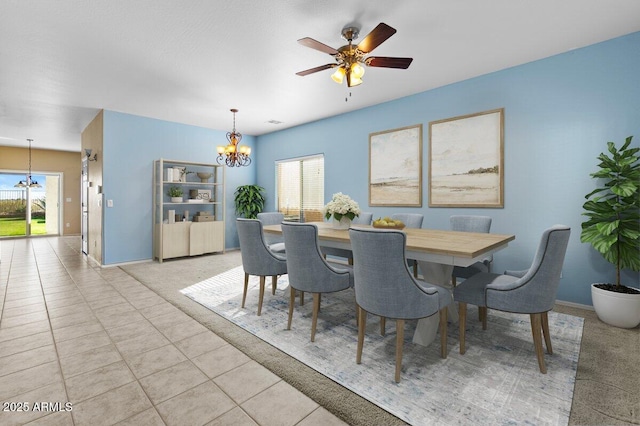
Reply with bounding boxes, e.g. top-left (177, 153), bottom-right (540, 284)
top-left (100, 258), bottom-right (153, 268)
top-left (555, 299), bottom-right (594, 311)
